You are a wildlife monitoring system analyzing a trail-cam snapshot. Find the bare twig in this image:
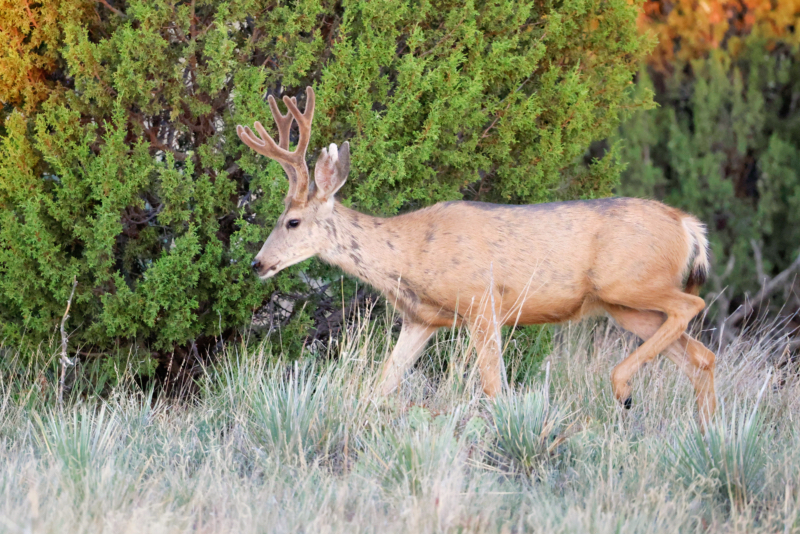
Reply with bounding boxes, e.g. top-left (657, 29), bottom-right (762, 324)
top-left (708, 254), bottom-right (735, 338)
top-left (59, 276), bottom-right (78, 405)
top-left (725, 253), bottom-right (800, 328)
top-left (92, 0), bottom-right (126, 18)
top-left (751, 239), bottom-right (766, 285)
top-left (125, 204), bottom-right (163, 225)
top-left (721, 253), bottom-right (736, 280)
